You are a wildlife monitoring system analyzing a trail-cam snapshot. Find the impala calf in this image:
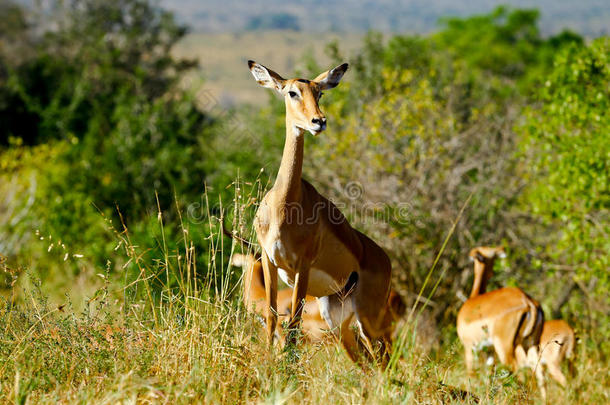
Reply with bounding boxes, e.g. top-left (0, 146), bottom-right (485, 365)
top-left (457, 247), bottom-right (544, 375)
top-left (232, 252), bottom-right (407, 345)
top-left (538, 319), bottom-right (575, 386)
top-left (247, 59), bottom-right (393, 365)
top-left (517, 319), bottom-right (575, 397)
top-left (233, 252), bottom-right (329, 343)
